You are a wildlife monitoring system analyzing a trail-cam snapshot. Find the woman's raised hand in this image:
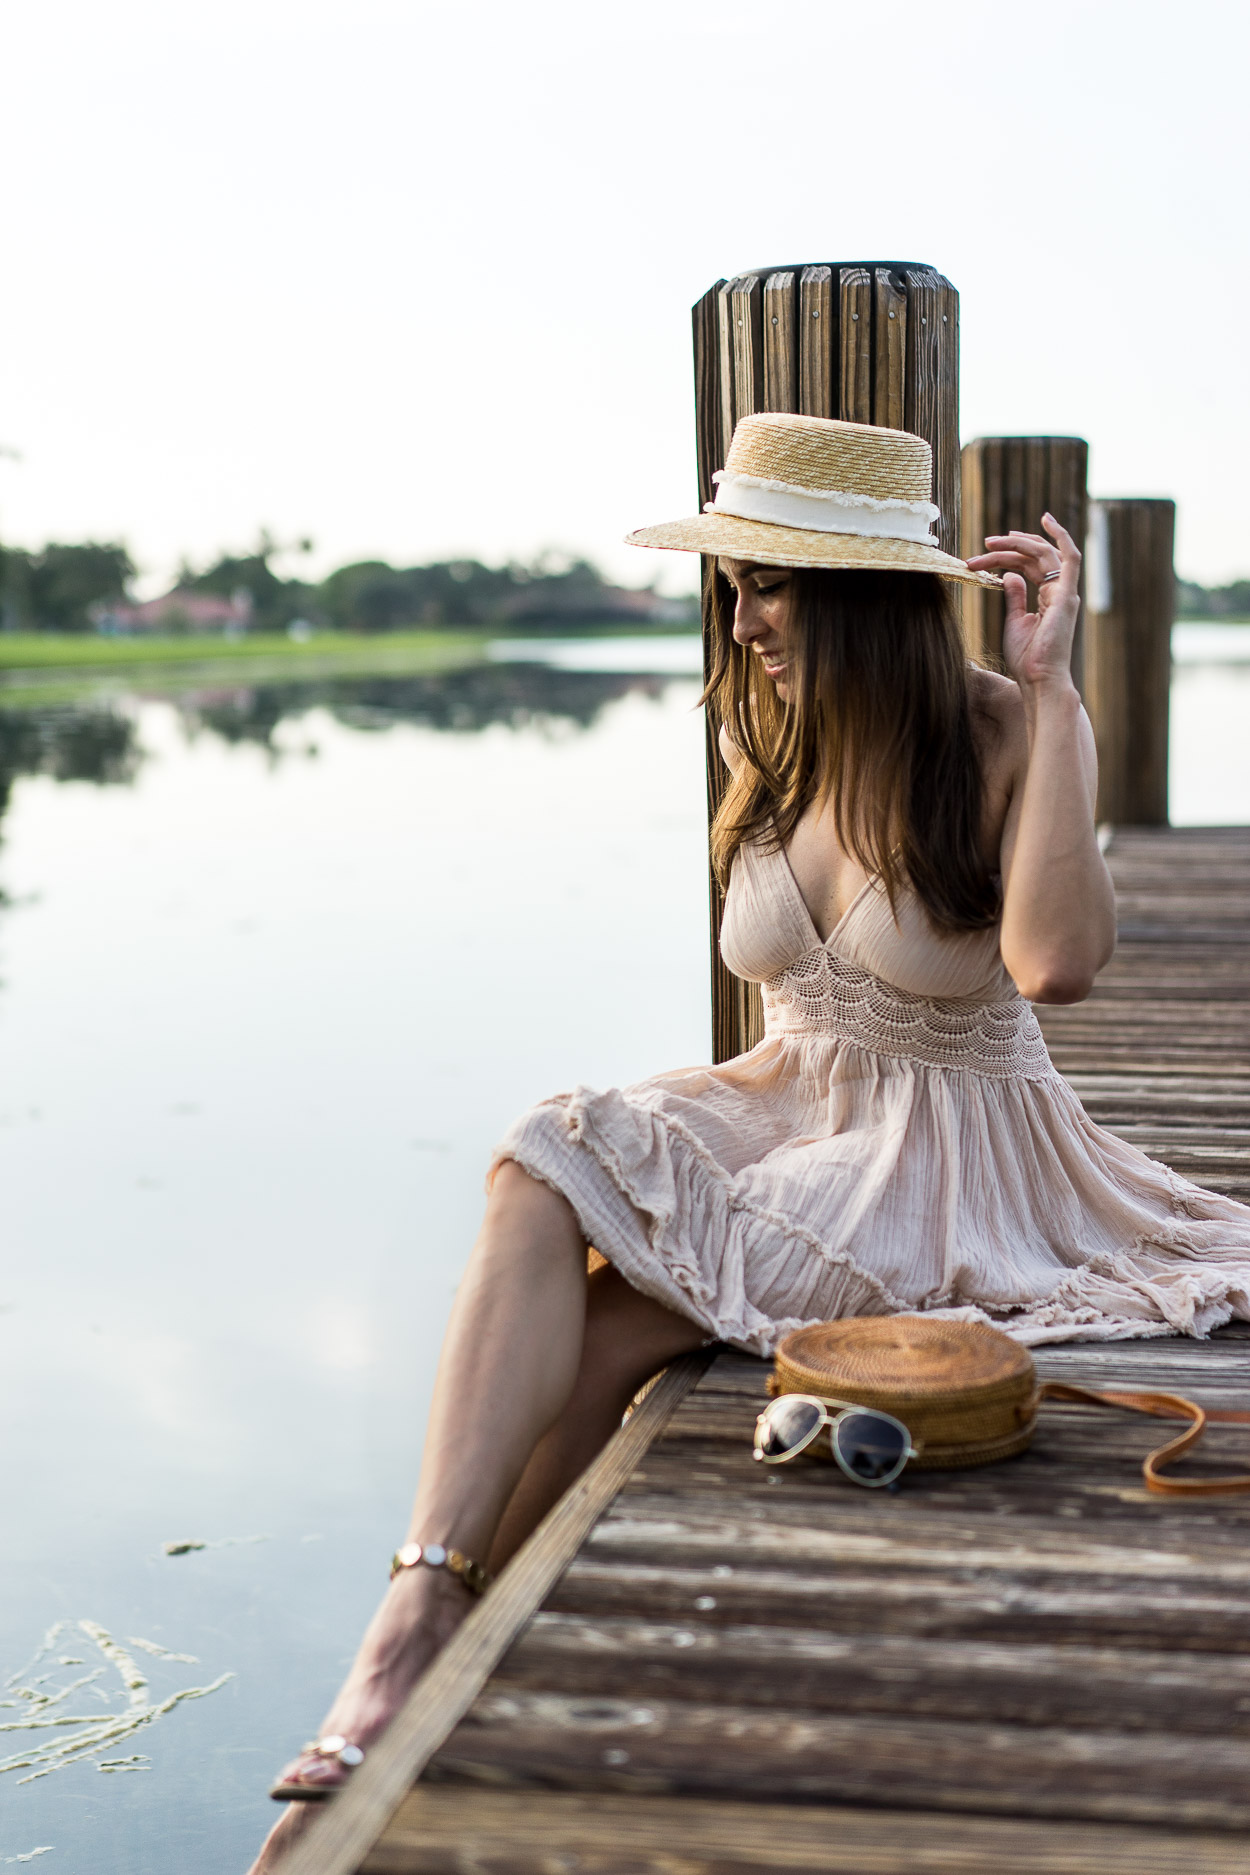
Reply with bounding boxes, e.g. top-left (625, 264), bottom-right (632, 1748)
top-left (965, 514), bottom-right (1081, 692)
